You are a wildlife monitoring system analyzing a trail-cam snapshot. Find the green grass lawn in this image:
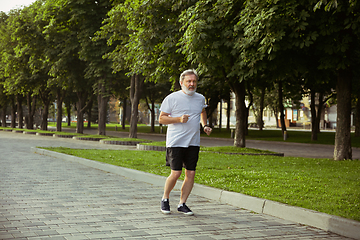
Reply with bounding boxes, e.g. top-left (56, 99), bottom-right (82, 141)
top-left (44, 147), bottom-right (360, 222)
